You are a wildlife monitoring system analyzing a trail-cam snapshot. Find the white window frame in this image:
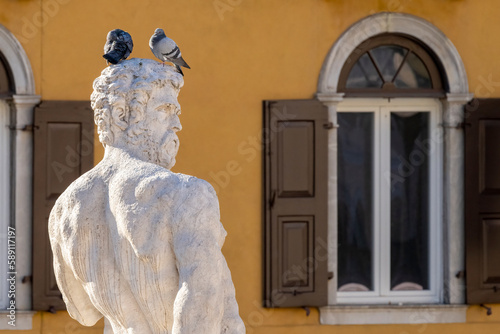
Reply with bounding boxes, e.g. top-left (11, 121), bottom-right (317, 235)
top-left (336, 98), bottom-right (443, 305)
